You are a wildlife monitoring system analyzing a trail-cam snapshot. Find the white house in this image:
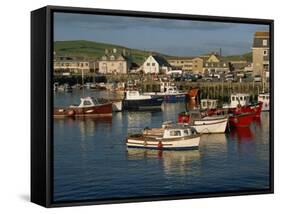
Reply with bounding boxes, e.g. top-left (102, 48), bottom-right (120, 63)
top-left (142, 55), bottom-right (172, 74)
top-left (98, 49), bottom-right (130, 74)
